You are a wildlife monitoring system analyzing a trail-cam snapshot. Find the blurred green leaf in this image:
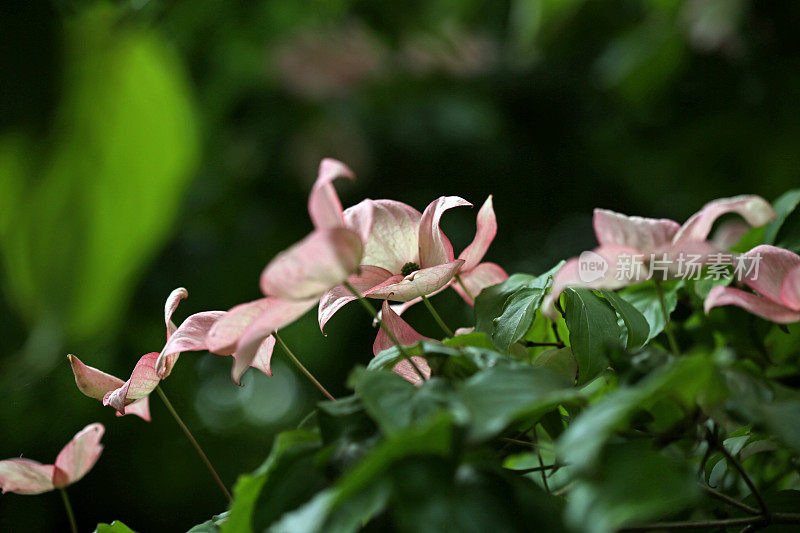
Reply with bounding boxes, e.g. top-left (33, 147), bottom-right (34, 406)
top-left (94, 522), bottom-right (137, 533)
top-left (532, 347), bottom-right (577, 383)
top-left (0, 6), bottom-right (199, 341)
top-left (619, 281), bottom-right (683, 342)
